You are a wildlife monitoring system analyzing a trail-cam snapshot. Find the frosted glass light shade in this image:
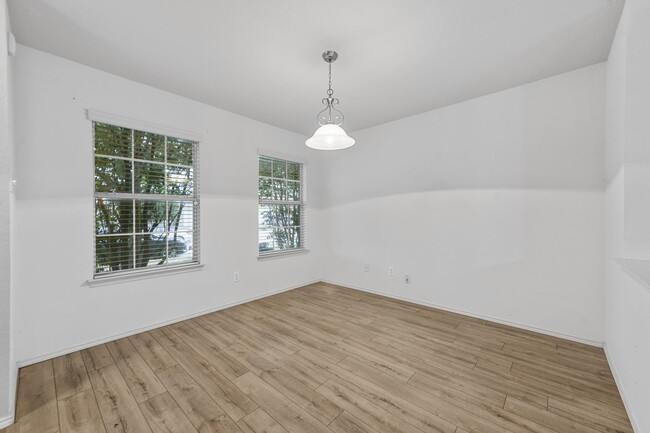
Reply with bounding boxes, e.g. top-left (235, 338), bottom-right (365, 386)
top-left (305, 124), bottom-right (355, 150)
